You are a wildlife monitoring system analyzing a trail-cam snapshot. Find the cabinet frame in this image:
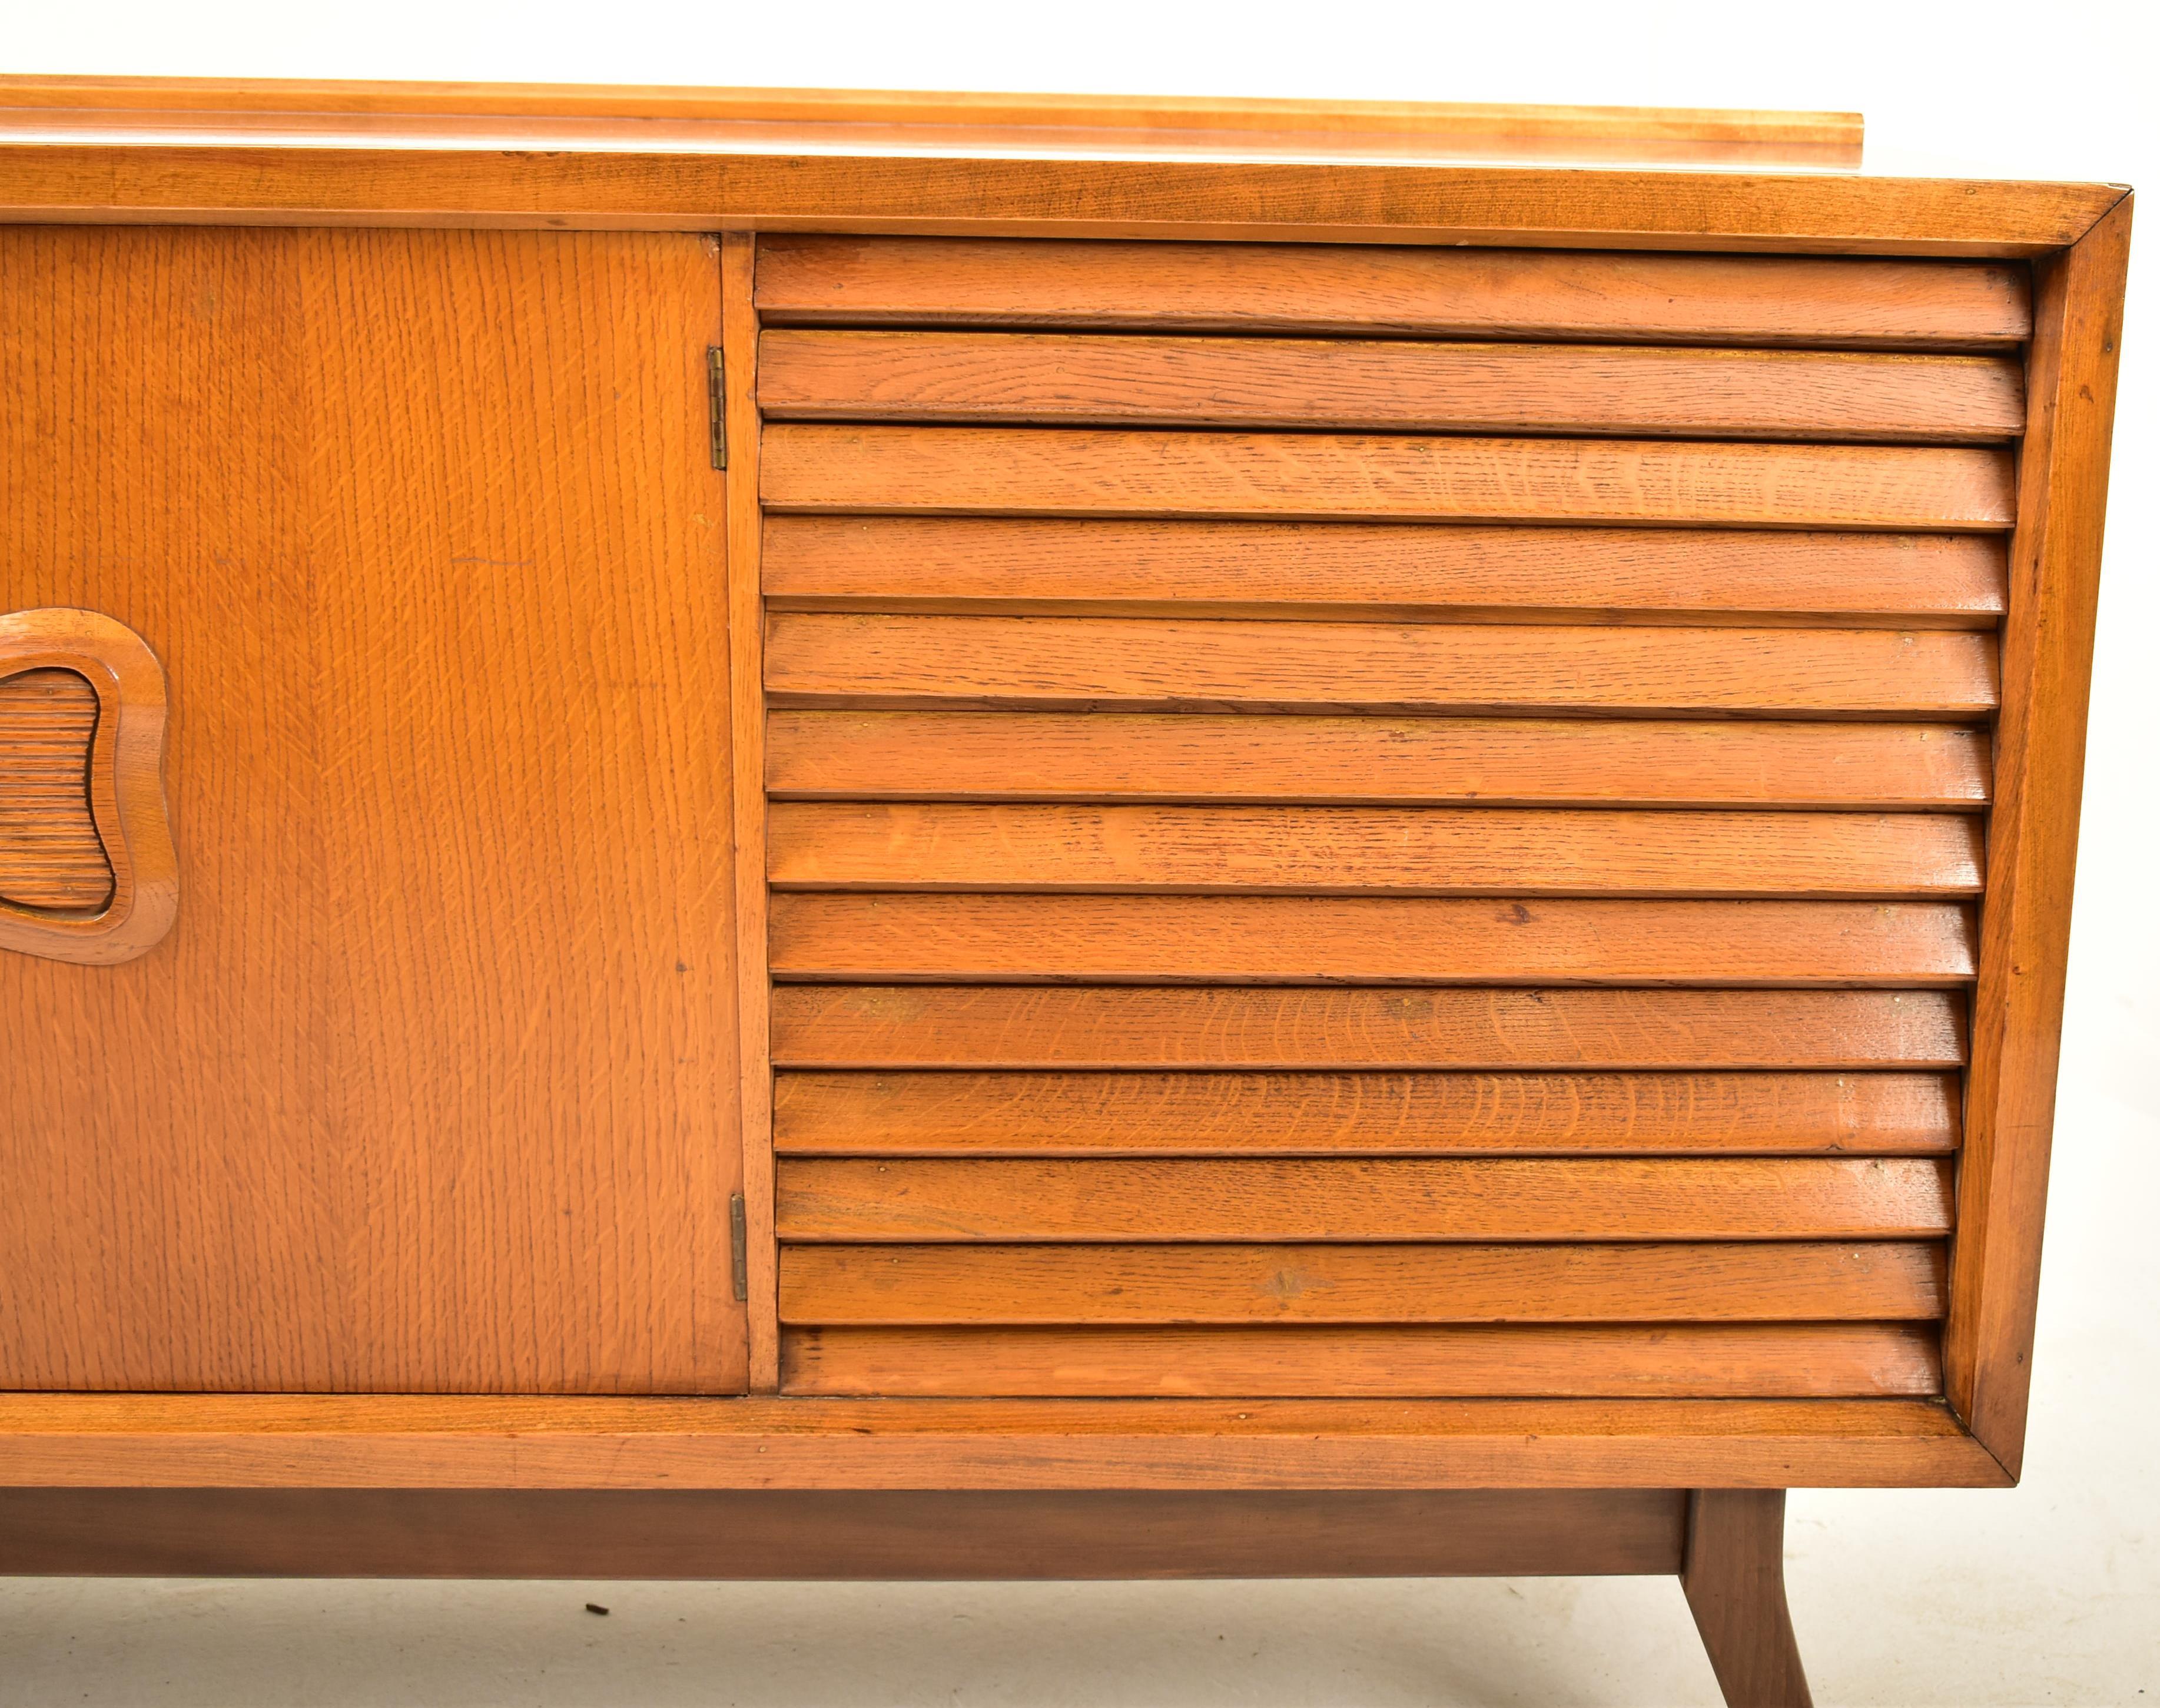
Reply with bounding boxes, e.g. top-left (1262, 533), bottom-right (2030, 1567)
top-left (0, 75), bottom-right (2131, 1497)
